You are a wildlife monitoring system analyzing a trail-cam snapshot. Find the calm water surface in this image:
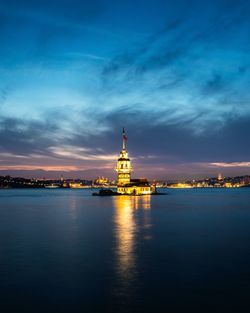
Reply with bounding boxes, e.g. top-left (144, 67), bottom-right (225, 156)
top-left (1, 188), bottom-right (250, 312)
